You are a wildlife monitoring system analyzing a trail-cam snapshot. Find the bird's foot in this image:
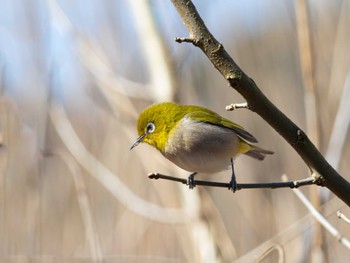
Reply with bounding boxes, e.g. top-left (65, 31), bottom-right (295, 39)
top-left (187, 172), bottom-right (197, 189)
top-left (229, 158), bottom-right (237, 192)
top-left (228, 177), bottom-right (237, 193)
